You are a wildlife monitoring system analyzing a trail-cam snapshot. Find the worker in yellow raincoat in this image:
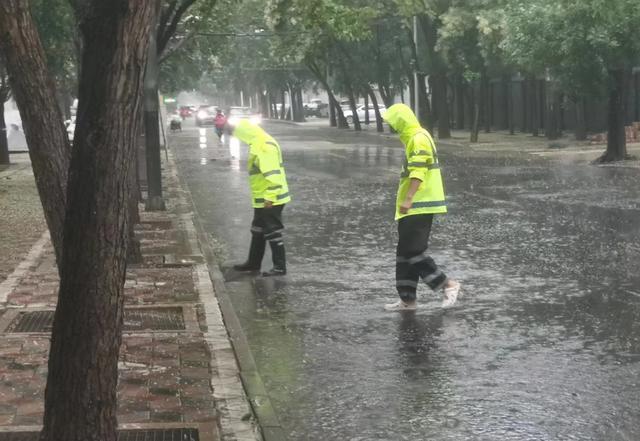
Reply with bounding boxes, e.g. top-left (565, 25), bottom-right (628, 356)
top-left (382, 104), bottom-right (460, 310)
top-left (231, 120), bottom-right (291, 276)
